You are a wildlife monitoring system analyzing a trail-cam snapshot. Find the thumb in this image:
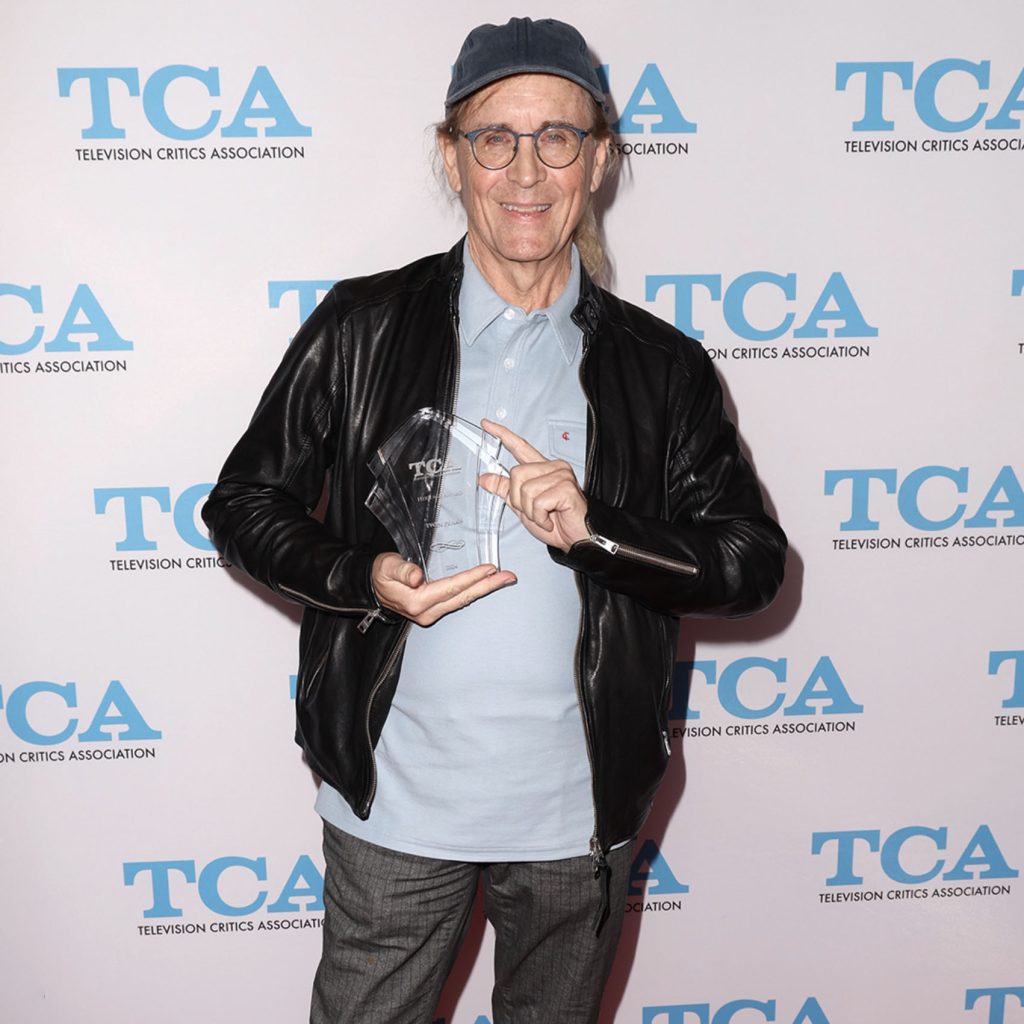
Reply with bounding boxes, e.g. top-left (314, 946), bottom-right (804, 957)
top-left (395, 560), bottom-right (425, 587)
top-left (378, 552), bottom-right (424, 588)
